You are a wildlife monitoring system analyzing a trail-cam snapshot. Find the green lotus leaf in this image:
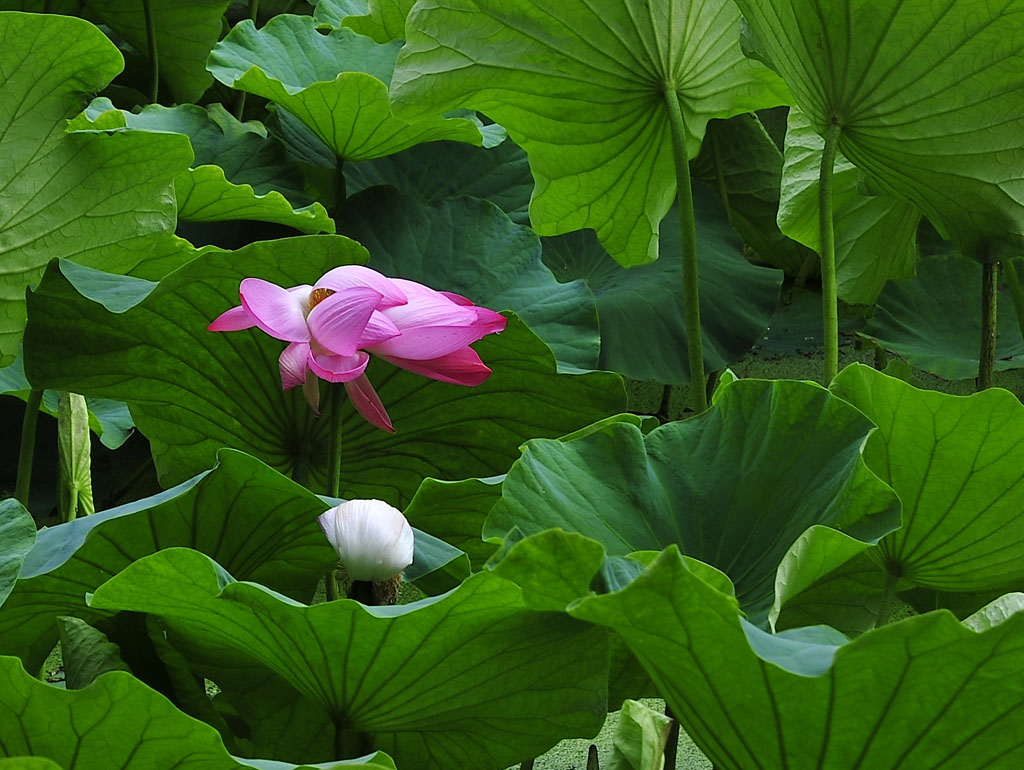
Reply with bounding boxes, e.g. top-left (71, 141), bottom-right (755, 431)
top-left (0, 500), bottom-right (35, 608)
top-left (89, 547), bottom-right (608, 770)
top-left (832, 364), bottom-right (1024, 591)
top-left (963, 593), bottom-right (1024, 632)
top-left (0, 12), bottom-right (192, 366)
top-left (609, 700), bottom-right (673, 770)
top-left (69, 100), bottom-right (333, 234)
top-left (344, 139), bottom-right (533, 225)
top-left (207, 15), bottom-right (483, 162)
top-left (691, 112), bottom-right (813, 274)
top-left (56, 616), bottom-right (130, 690)
top-left (0, 449), bottom-right (337, 671)
top-left (0, 656), bottom-right (394, 769)
top-left (572, 547), bottom-right (1024, 770)
top-left (735, 0), bottom-right (1024, 261)
top-left (862, 255), bottom-right (1024, 380)
top-left (341, 0), bottom-right (413, 42)
top-left (541, 186), bottom-right (783, 383)
top-left (337, 187), bottom-right (599, 369)
top-left (0, 758), bottom-right (63, 770)
top-left (403, 475), bottom-right (503, 570)
top-left (313, 0), bottom-right (369, 28)
top-left (391, 0), bottom-right (789, 267)
top-left (23, 239), bottom-right (625, 500)
top-left (485, 377), bottom-right (900, 623)
top-left (777, 108), bottom-right (919, 305)
top-left (83, 0), bottom-right (232, 102)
